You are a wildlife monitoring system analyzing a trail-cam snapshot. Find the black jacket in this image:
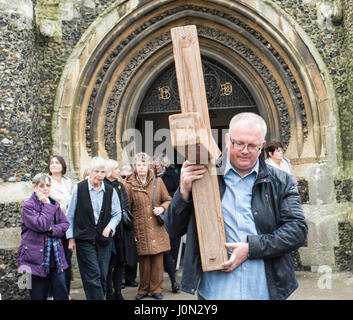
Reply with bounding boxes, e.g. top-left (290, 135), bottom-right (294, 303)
top-left (165, 152), bottom-right (308, 300)
top-left (104, 178), bottom-right (138, 267)
top-left (160, 167), bottom-right (180, 197)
